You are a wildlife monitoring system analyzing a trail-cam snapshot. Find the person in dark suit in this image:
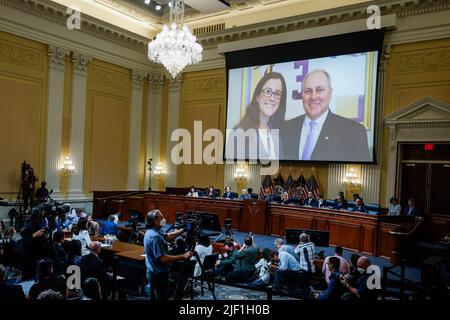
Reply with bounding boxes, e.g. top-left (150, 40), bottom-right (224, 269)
top-left (222, 186), bottom-right (238, 200)
top-left (0, 264), bottom-right (25, 301)
top-left (304, 191), bottom-right (318, 207)
top-left (333, 191), bottom-right (348, 210)
top-left (403, 198), bottom-right (420, 216)
top-left (50, 231), bottom-right (67, 276)
top-left (281, 69), bottom-right (371, 161)
top-left (79, 241), bottom-right (111, 299)
top-left (207, 186), bottom-right (219, 198)
top-left (226, 72), bottom-right (287, 161)
top-left (352, 197), bottom-right (369, 213)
